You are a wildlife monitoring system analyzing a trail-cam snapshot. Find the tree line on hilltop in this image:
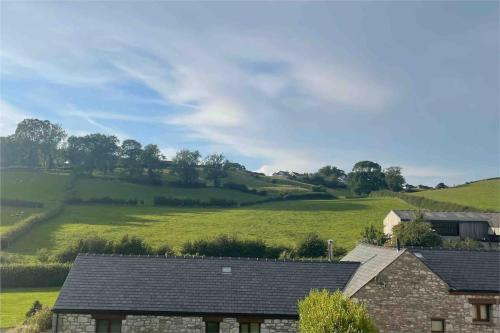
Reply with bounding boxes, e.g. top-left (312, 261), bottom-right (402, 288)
top-left (0, 118), bottom-right (451, 194)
